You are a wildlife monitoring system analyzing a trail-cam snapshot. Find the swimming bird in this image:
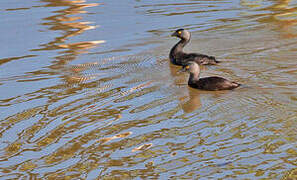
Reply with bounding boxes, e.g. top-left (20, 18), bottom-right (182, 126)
top-left (170, 29), bottom-right (219, 66)
top-left (181, 61), bottom-right (240, 91)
